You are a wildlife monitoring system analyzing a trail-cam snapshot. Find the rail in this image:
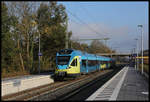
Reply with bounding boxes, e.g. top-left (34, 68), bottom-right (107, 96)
top-left (2, 69), bottom-right (112, 101)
